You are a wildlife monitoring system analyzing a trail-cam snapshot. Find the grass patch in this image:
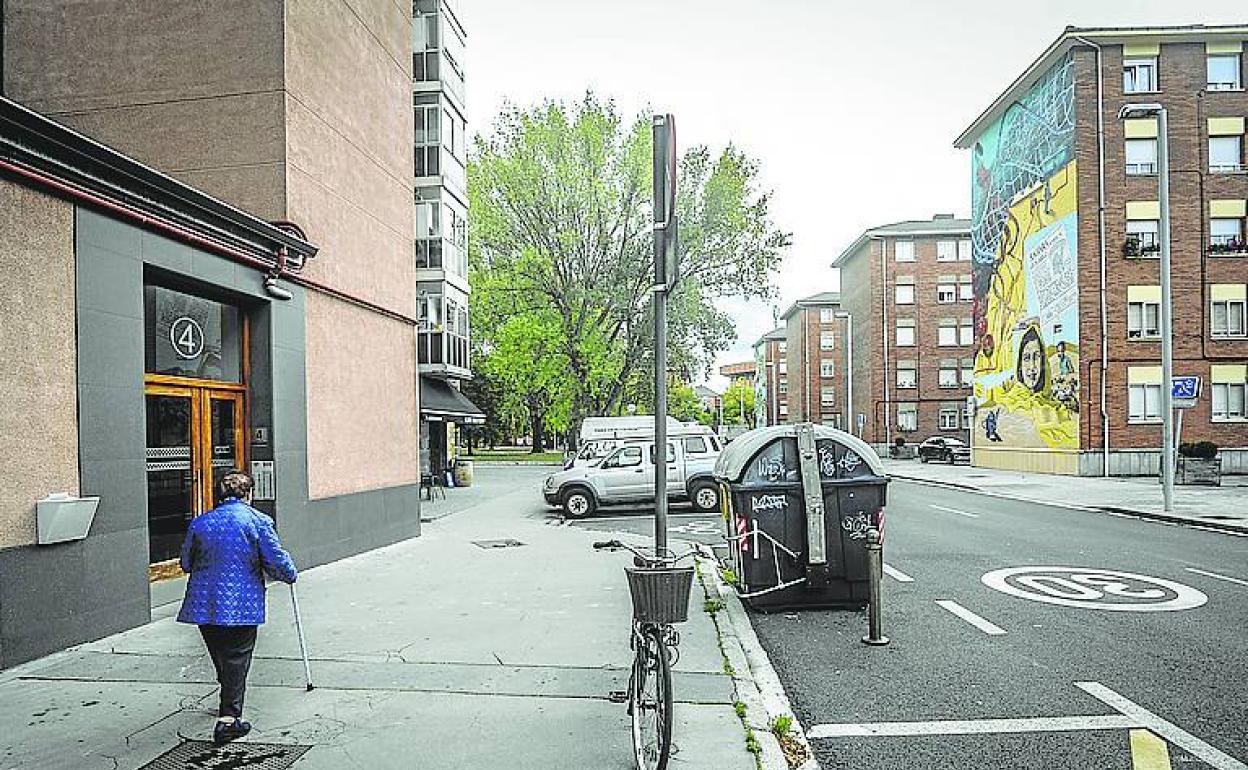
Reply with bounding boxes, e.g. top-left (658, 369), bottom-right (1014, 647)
top-left (468, 450), bottom-right (565, 464)
top-left (704, 598), bottom-right (725, 615)
top-left (769, 714), bottom-right (793, 737)
top-left (745, 727), bottom-right (761, 756)
top-left (719, 567), bottom-right (739, 587)
top-left (734, 700), bottom-right (748, 719)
